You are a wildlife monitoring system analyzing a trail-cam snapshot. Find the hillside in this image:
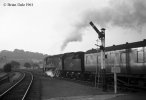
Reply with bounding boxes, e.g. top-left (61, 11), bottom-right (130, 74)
top-left (0, 49), bottom-right (48, 68)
